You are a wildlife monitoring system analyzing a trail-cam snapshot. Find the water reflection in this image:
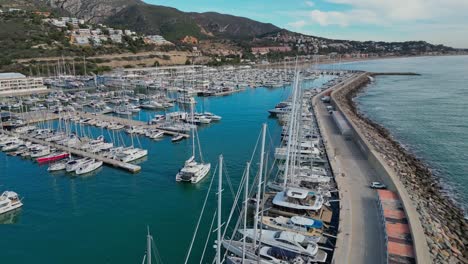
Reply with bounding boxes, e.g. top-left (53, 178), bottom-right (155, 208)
top-left (0, 208), bottom-right (22, 224)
